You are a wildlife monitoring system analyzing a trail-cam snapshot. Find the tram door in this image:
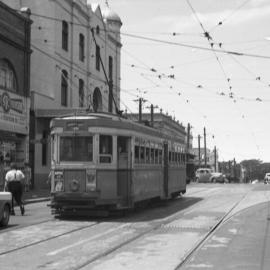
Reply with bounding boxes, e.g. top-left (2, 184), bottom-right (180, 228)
top-left (117, 136), bottom-right (131, 205)
top-left (163, 142), bottom-right (169, 197)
